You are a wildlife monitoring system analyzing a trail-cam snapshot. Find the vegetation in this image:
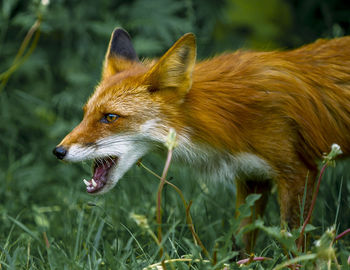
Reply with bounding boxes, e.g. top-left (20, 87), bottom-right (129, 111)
top-left (1, 0), bottom-right (349, 269)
